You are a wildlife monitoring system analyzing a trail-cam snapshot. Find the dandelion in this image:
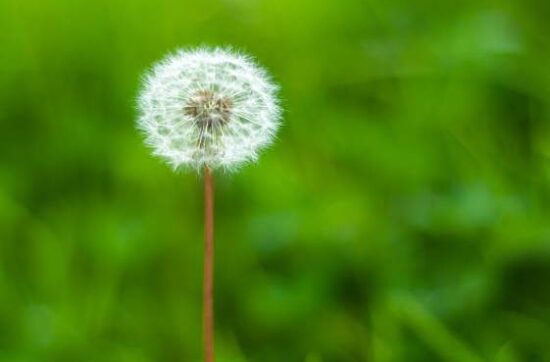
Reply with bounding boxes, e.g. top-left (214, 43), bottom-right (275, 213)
top-left (136, 47), bottom-right (281, 362)
top-left (137, 47), bottom-right (281, 171)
